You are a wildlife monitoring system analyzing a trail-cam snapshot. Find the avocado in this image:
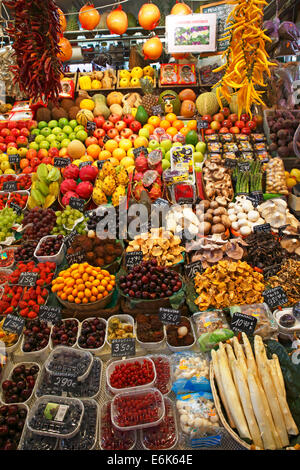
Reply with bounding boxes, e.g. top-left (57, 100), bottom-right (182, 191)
top-left (158, 90), bottom-right (181, 115)
top-left (135, 105), bottom-right (149, 125)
